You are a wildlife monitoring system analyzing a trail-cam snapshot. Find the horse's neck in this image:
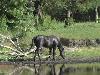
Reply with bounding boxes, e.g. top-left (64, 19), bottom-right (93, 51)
top-left (58, 42), bottom-right (62, 47)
